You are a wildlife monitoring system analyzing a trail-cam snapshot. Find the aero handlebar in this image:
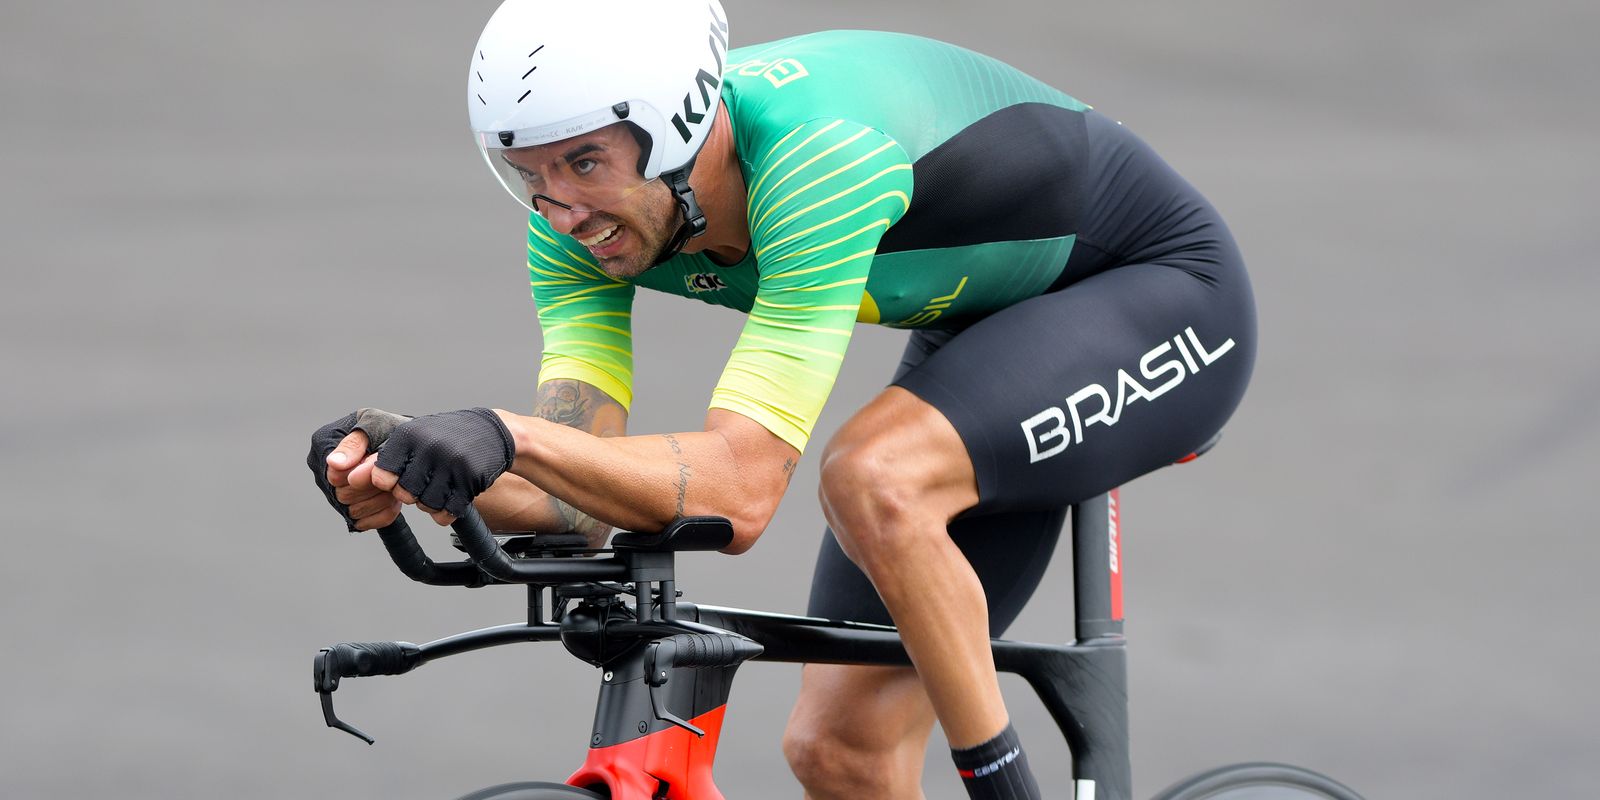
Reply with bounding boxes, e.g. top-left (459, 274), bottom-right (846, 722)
top-left (376, 507), bottom-right (629, 587)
